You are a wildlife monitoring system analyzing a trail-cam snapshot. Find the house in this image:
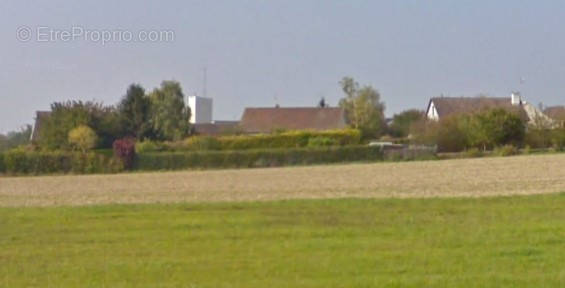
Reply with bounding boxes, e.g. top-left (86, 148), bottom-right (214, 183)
top-left (544, 106), bottom-right (565, 127)
top-left (30, 111), bottom-right (51, 143)
top-left (192, 121), bottom-right (240, 136)
top-left (239, 107), bottom-right (347, 134)
top-left (426, 93), bottom-right (555, 127)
